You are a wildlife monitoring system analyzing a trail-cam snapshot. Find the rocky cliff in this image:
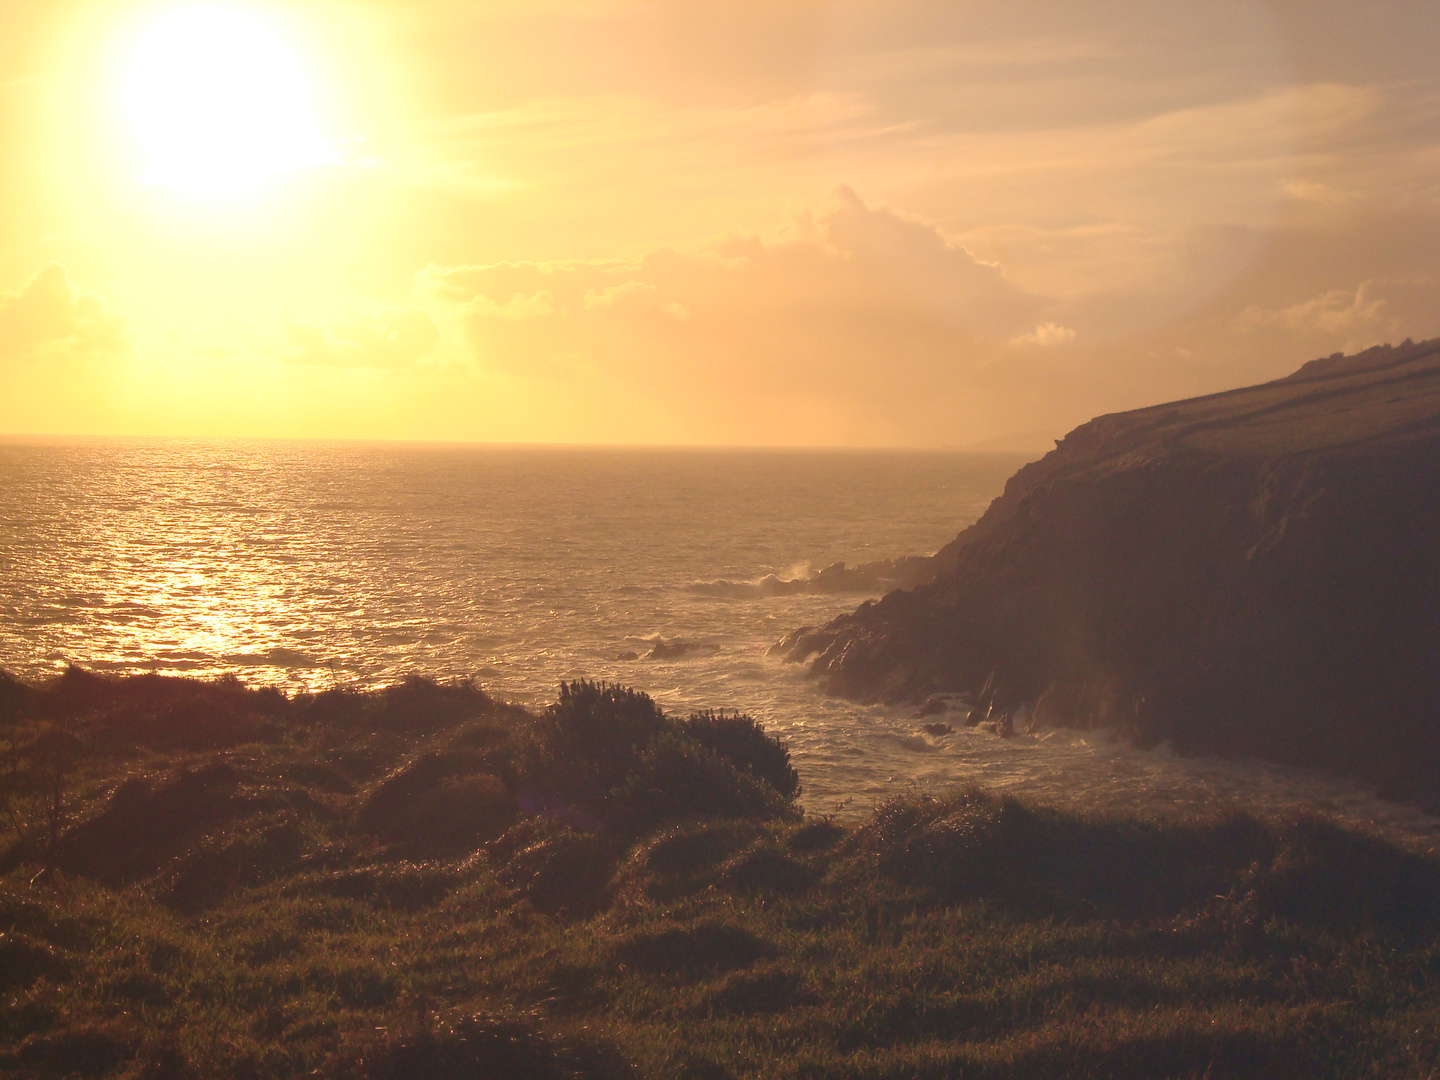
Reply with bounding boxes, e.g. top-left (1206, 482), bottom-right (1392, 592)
top-left (777, 339), bottom-right (1440, 808)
